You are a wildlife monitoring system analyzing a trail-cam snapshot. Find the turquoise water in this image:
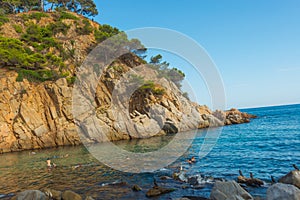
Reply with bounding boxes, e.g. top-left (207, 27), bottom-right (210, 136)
top-left (0, 104), bottom-right (299, 199)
